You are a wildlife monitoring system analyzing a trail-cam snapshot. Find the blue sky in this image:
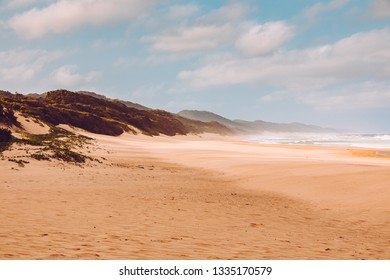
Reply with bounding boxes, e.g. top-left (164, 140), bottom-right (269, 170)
top-left (1, 0), bottom-right (390, 132)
